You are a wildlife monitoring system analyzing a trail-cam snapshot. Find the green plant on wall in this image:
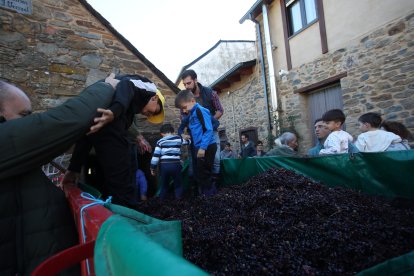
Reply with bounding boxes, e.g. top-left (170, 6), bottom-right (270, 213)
top-left (272, 113), bottom-right (300, 140)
